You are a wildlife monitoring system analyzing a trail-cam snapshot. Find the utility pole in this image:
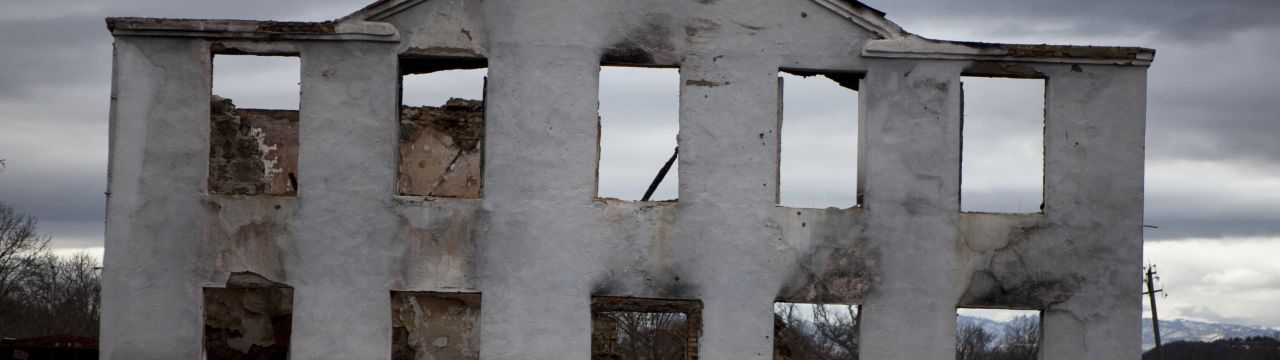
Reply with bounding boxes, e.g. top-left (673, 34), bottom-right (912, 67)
top-left (1145, 264), bottom-right (1165, 360)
